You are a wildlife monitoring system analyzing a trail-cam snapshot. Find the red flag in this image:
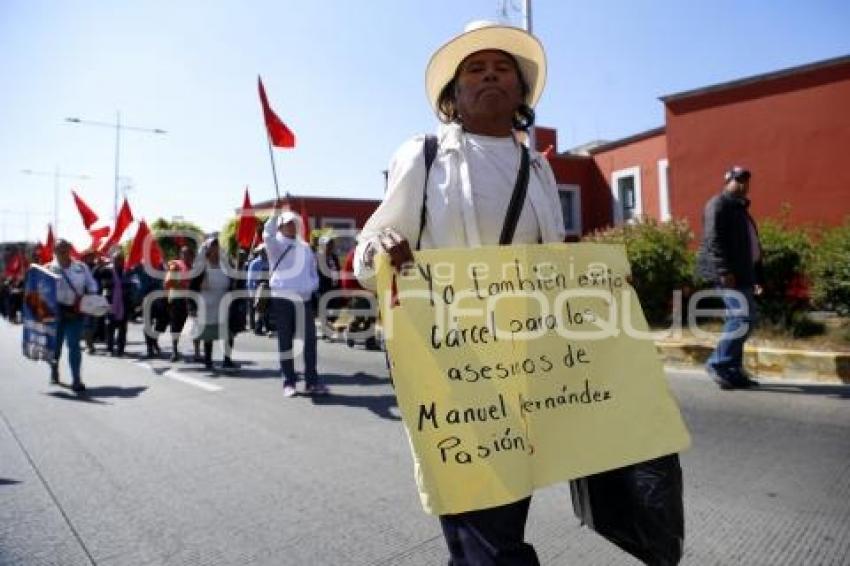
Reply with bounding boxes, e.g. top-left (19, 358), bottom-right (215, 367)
top-left (258, 76), bottom-right (296, 148)
top-left (71, 190), bottom-right (99, 230)
top-left (4, 250), bottom-right (23, 279)
top-left (101, 198), bottom-right (134, 252)
top-left (40, 224), bottom-right (54, 263)
top-left (126, 220), bottom-right (163, 270)
top-left (236, 187), bottom-right (258, 249)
